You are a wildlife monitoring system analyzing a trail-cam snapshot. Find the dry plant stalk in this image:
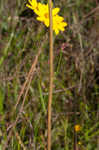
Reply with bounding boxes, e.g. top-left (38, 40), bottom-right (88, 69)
top-left (14, 48), bottom-right (41, 111)
top-left (48, 0), bottom-right (53, 150)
